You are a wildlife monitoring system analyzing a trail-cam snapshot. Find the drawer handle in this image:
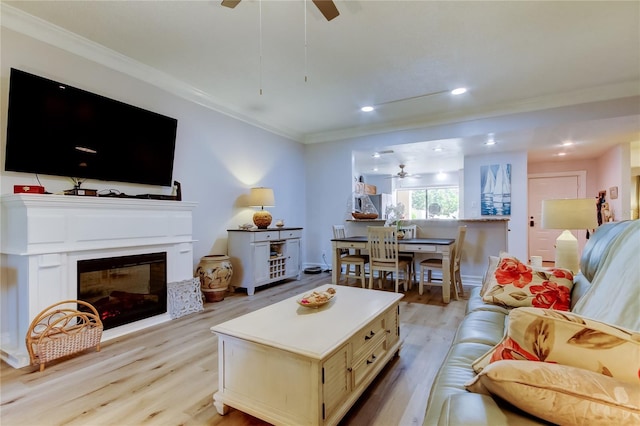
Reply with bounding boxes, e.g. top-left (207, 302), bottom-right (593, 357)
top-left (366, 354), bottom-right (377, 365)
top-left (364, 331), bottom-right (375, 340)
